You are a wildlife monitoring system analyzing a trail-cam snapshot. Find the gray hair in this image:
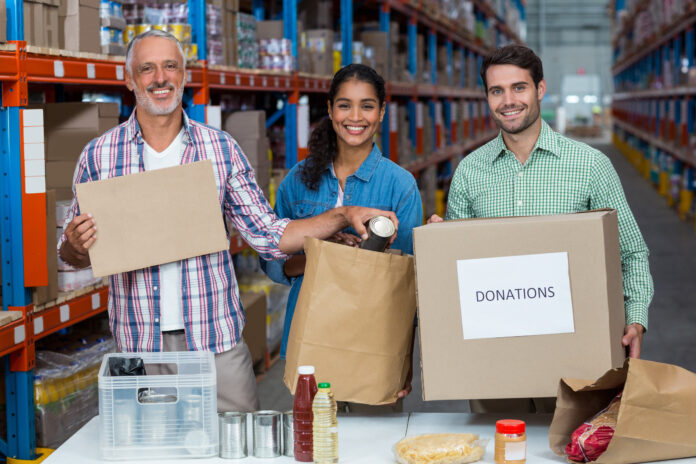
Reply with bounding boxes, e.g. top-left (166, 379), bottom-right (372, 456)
top-left (125, 29), bottom-right (187, 74)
